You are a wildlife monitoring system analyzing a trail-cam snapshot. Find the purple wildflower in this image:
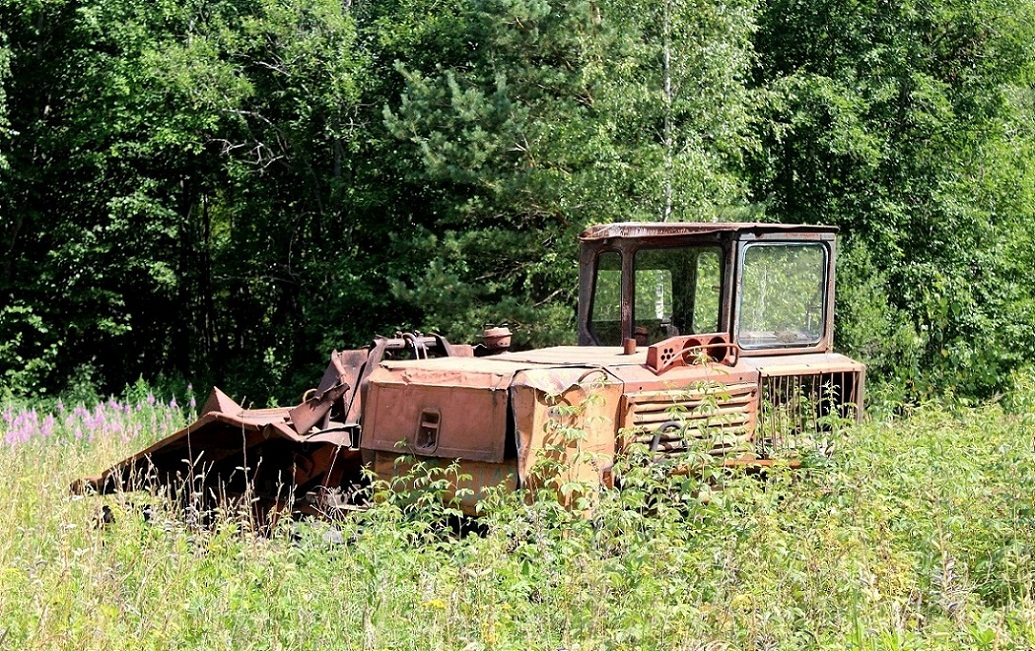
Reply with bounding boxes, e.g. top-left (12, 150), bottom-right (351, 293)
top-left (41, 414), bottom-right (55, 438)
